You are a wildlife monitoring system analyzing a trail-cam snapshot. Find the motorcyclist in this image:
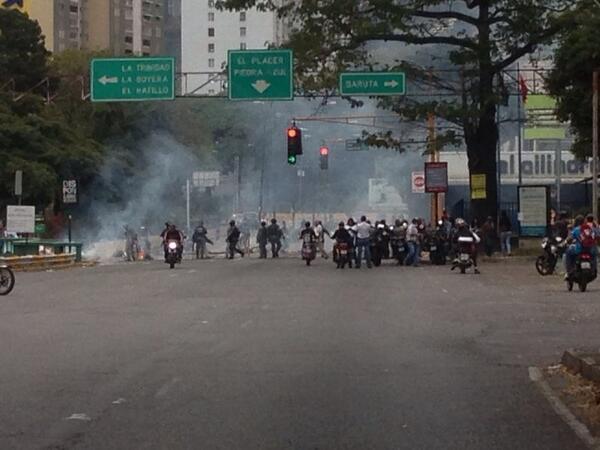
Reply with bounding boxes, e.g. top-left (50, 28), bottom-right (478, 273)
top-left (256, 221), bottom-right (268, 259)
top-left (192, 221), bottom-right (213, 259)
top-left (345, 218), bottom-right (357, 268)
top-left (163, 223), bottom-right (184, 261)
top-left (226, 220), bottom-right (244, 260)
top-left (300, 221), bottom-right (317, 243)
top-left (380, 220), bottom-right (391, 259)
top-left (331, 221), bottom-right (353, 269)
top-left (267, 218), bottom-right (283, 258)
top-left (565, 215), bottom-right (597, 277)
top-left (452, 218), bottom-right (481, 274)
